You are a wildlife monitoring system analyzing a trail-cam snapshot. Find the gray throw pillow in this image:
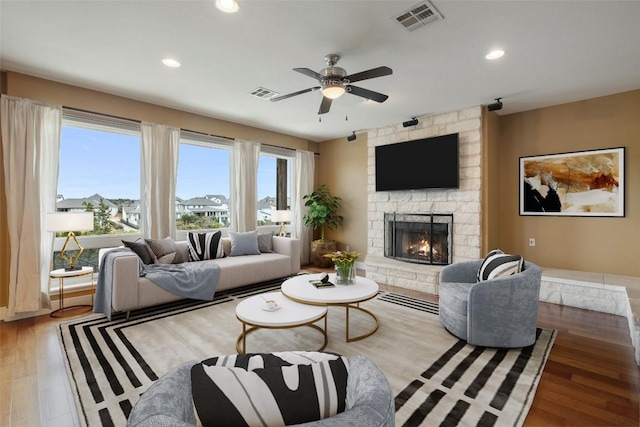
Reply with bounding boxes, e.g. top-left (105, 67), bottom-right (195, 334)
top-left (228, 230), bottom-right (261, 256)
top-left (145, 237), bottom-right (184, 264)
top-left (257, 232), bottom-right (274, 253)
top-left (122, 238), bottom-right (154, 264)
